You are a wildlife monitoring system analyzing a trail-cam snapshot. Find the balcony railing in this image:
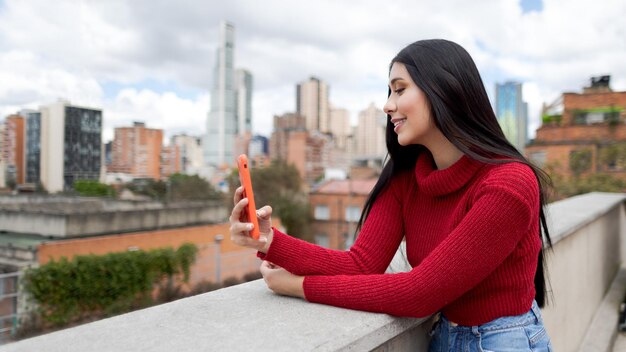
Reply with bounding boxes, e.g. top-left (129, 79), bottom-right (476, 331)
top-left (1, 192), bottom-right (624, 351)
